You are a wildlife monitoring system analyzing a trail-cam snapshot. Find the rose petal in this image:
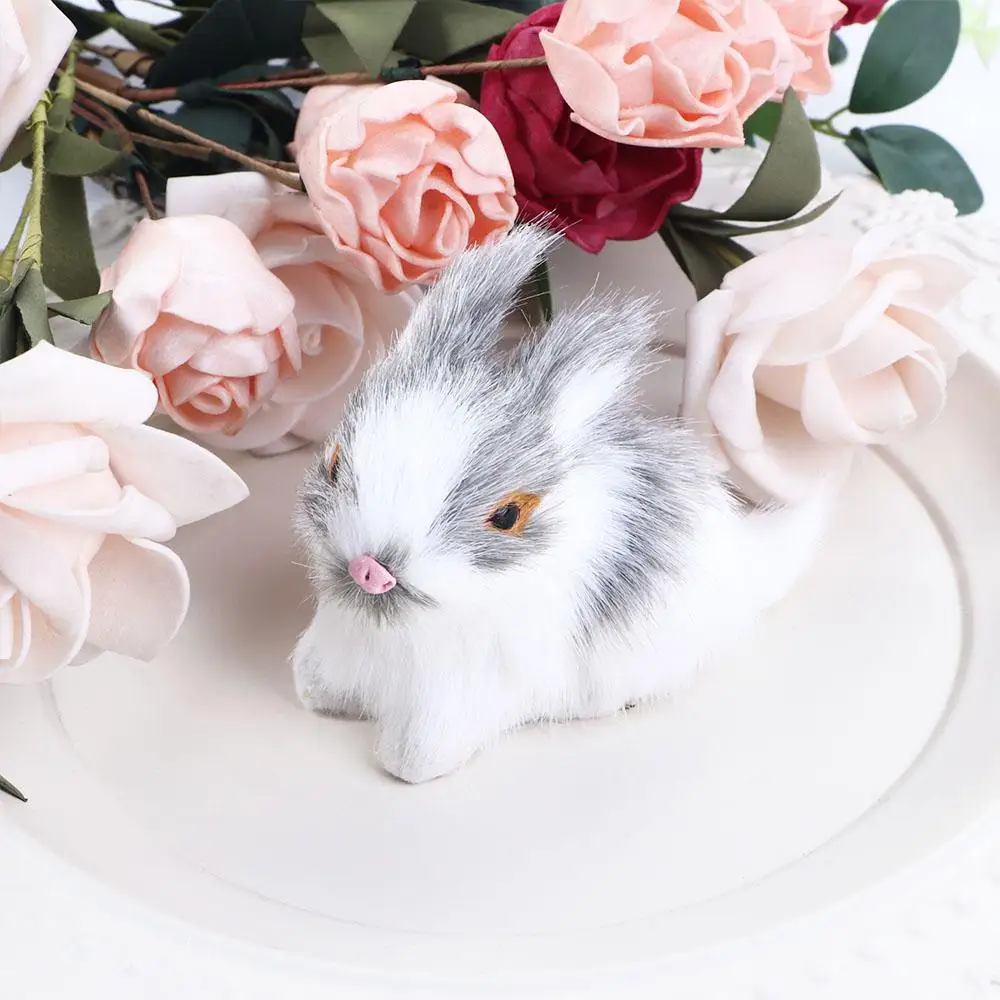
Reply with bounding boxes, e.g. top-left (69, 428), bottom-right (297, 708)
top-left (0, 342), bottom-right (157, 426)
top-left (0, 508), bottom-right (87, 635)
top-left (5, 483), bottom-right (177, 543)
top-left (0, 436), bottom-right (108, 497)
top-left (84, 535), bottom-right (190, 661)
top-left (0, 569), bottom-right (91, 684)
top-left (97, 423), bottom-right (248, 526)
